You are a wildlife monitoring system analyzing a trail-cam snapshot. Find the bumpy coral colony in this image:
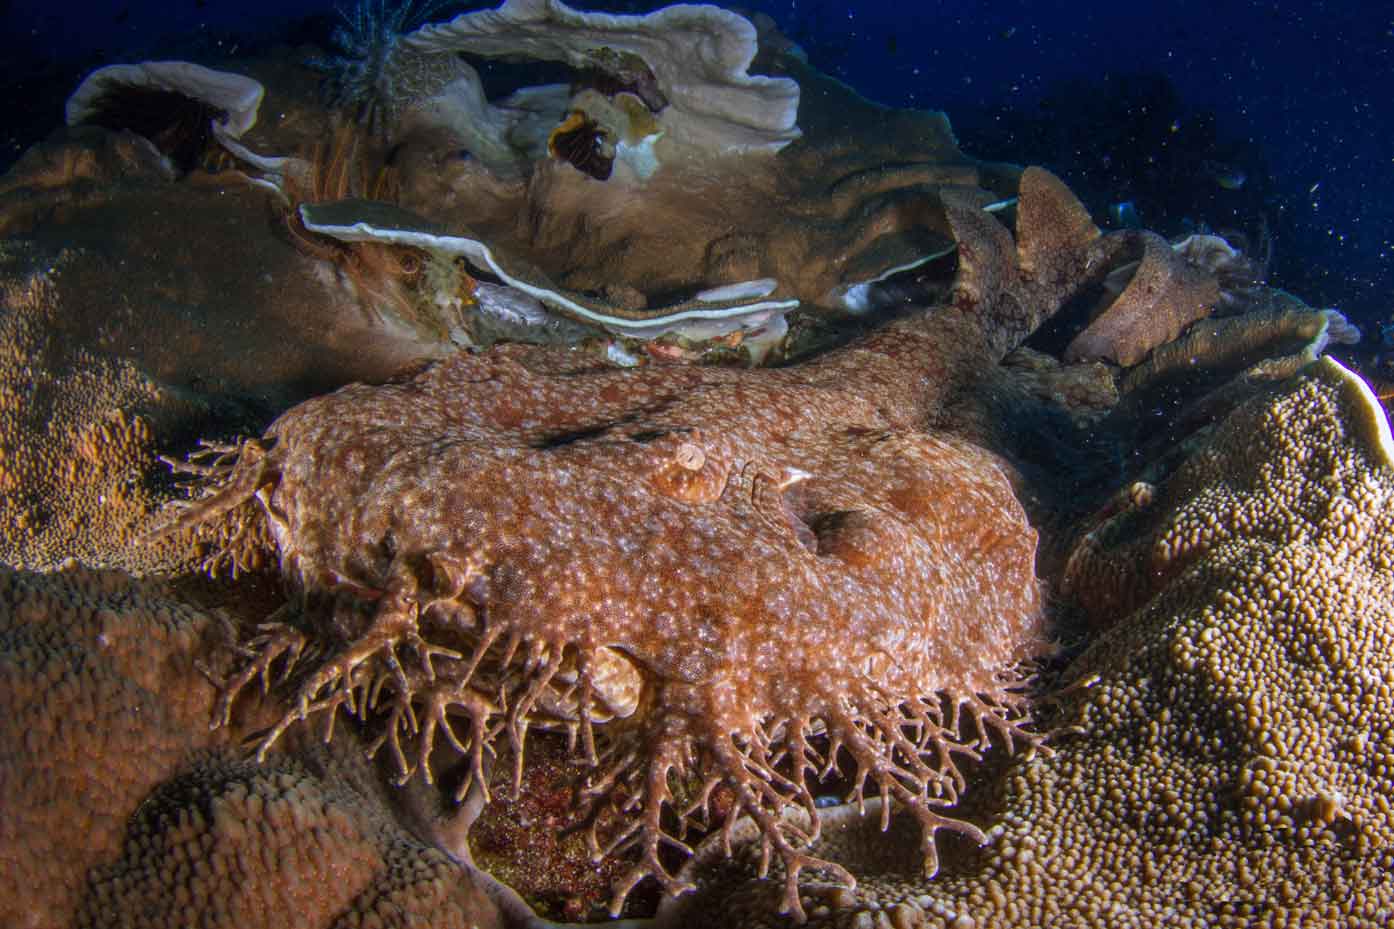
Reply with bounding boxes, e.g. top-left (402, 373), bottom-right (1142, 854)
top-left (162, 169), bottom-right (1098, 919)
